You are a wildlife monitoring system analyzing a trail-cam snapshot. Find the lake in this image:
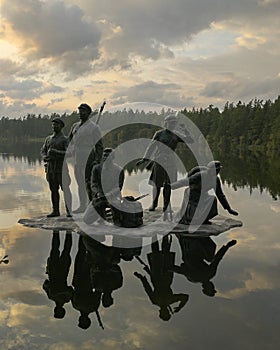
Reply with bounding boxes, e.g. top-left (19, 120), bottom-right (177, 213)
top-left (0, 147), bottom-right (279, 350)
